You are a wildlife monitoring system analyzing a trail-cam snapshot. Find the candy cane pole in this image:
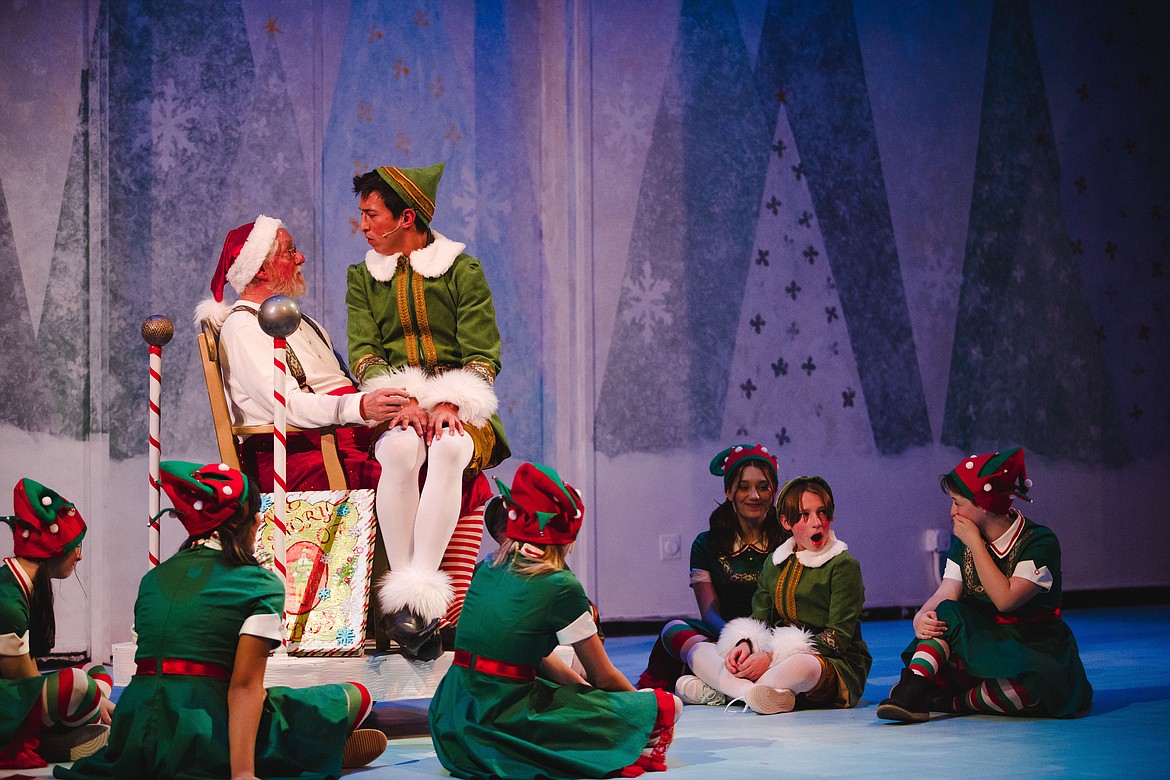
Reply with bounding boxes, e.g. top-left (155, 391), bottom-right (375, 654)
top-left (141, 315), bottom-right (174, 568)
top-left (257, 295), bottom-right (302, 590)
